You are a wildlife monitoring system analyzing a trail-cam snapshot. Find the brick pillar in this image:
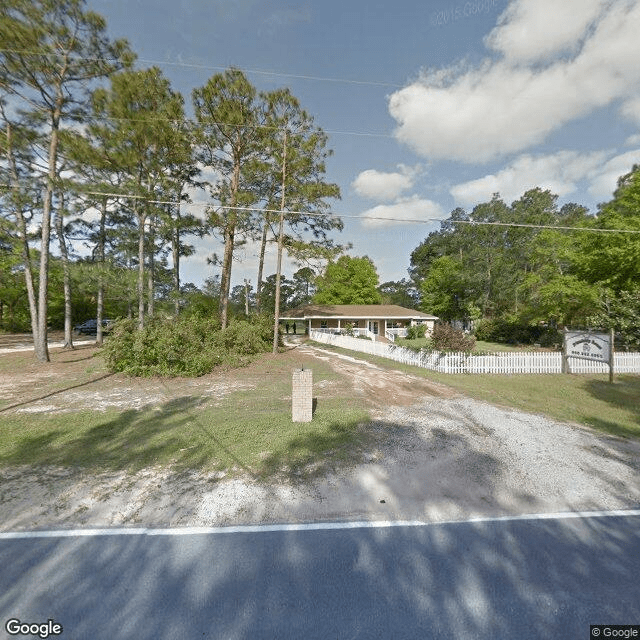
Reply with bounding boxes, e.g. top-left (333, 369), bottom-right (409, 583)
top-left (292, 368), bottom-right (313, 422)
